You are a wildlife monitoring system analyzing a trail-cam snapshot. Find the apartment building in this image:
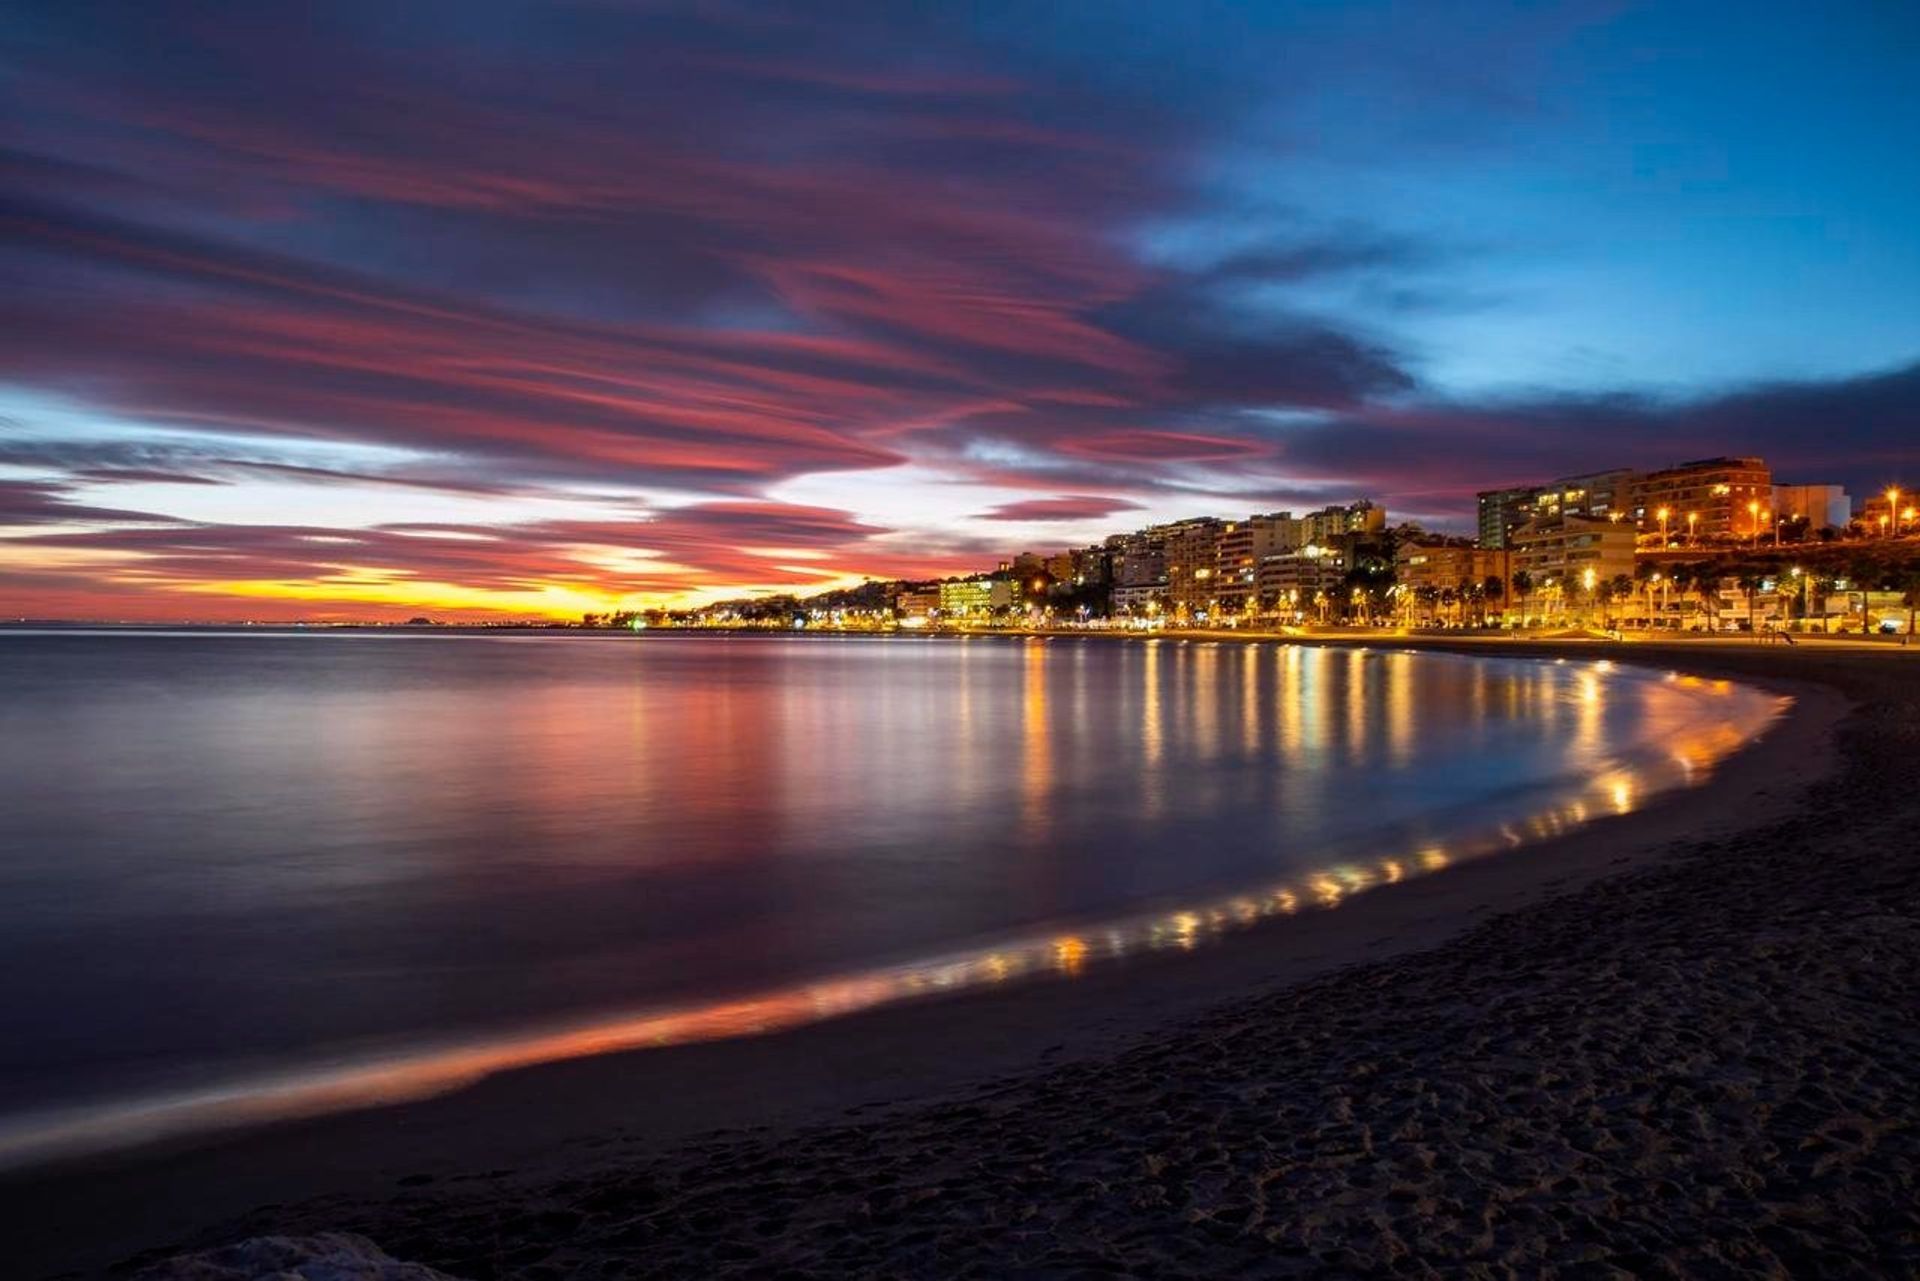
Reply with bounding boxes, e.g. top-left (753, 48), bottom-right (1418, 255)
top-left (1628, 457), bottom-right (1773, 543)
top-left (1510, 514), bottom-right (1636, 590)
